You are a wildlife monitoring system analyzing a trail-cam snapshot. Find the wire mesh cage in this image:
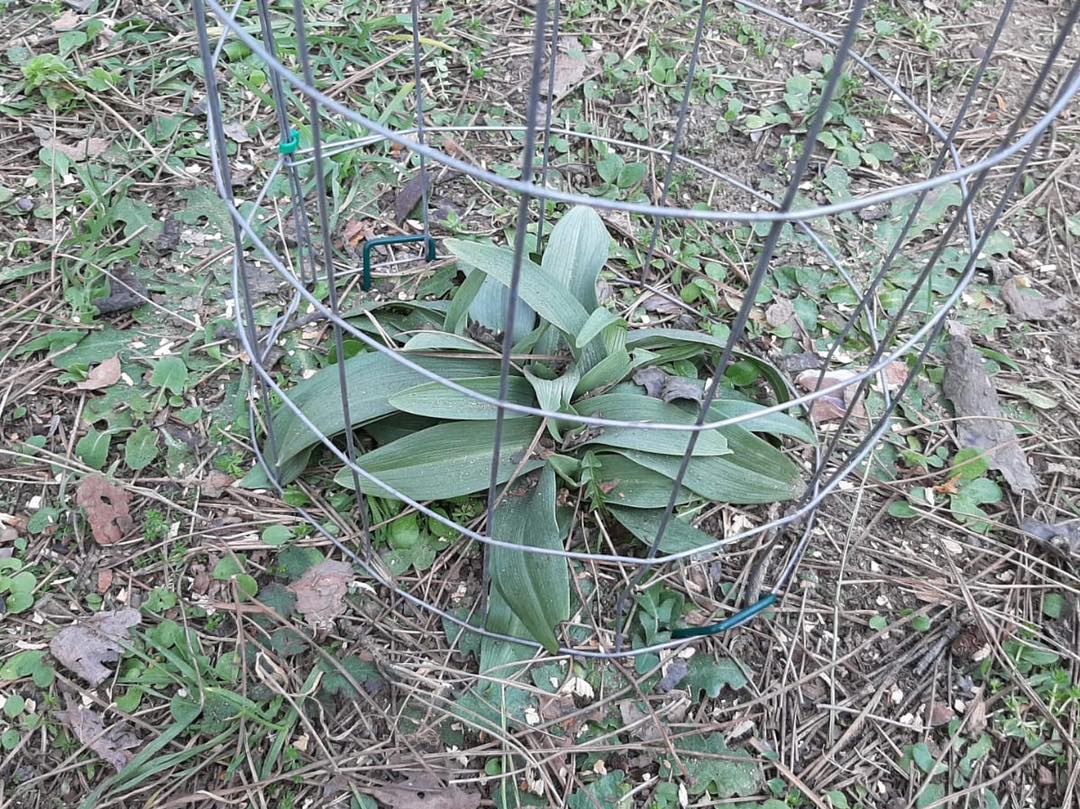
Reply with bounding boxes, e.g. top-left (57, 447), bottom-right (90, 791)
top-left (192, 0), bottom-right (1079, 659)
